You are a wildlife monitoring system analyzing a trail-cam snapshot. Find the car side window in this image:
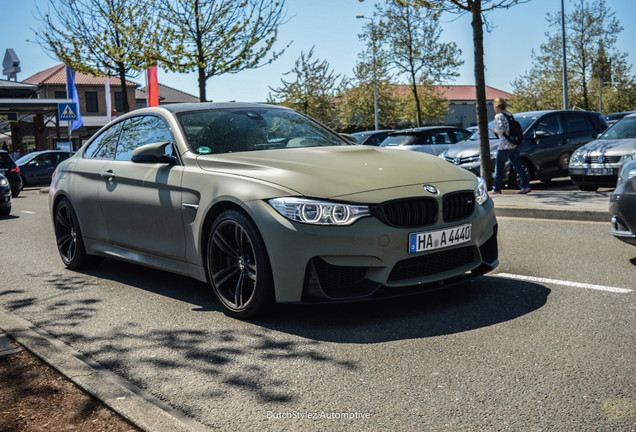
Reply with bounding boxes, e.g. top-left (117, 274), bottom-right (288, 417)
top-left (534, 114), bottom-right (563, 136)
top-left (115, 116), bottom-right (173, 161)
top-left (564, 113), bottom-right (593, 133)
top-left (85, 123), bottom-right (122, 159)
top-left (452, 130), bottom-right (470, 142)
